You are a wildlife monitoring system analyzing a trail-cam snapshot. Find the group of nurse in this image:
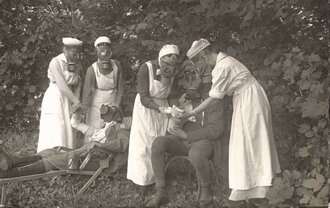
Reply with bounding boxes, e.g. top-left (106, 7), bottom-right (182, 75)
top-left (37, 36), bottom-right (280, 205)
